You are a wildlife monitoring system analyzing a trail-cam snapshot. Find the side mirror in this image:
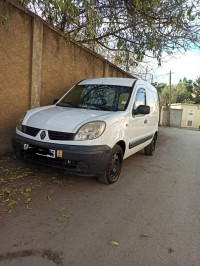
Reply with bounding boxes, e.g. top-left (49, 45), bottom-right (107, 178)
top-left (53, 99), bottom-right (59, 104)
top-left (133, 105), bottom-right (150, 115)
